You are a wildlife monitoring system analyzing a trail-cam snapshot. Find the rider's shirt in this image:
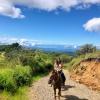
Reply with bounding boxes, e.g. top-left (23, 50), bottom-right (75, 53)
top-left (54, 63), bottom-right (62, 71)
